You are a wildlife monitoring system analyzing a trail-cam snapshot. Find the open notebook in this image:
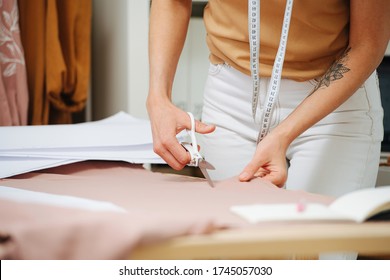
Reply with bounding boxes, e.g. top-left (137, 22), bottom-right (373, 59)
top-left (231, 186), bottom-right (390, 224)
